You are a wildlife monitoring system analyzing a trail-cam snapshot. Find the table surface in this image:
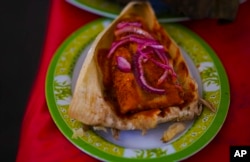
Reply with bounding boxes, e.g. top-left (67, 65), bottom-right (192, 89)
top-left (16, 0), bottom-right (250, 162)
